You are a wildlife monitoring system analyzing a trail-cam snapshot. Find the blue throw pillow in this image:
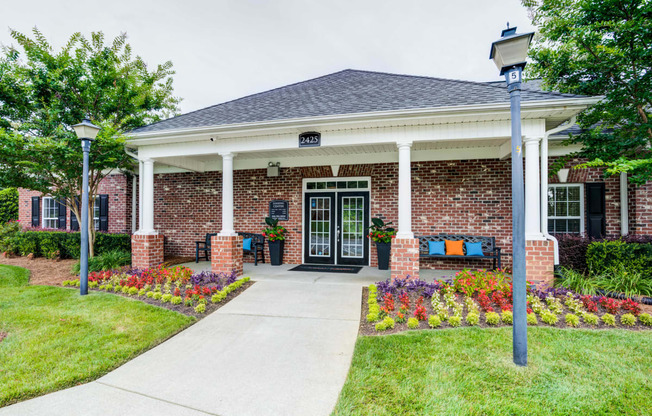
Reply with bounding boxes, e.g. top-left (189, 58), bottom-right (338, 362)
top-left (428, 241), bottom-right (445, 255)
top-left (465, 242), bottom-right (484, 256)
top-left (243, 238), bottom-right (252, 251)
